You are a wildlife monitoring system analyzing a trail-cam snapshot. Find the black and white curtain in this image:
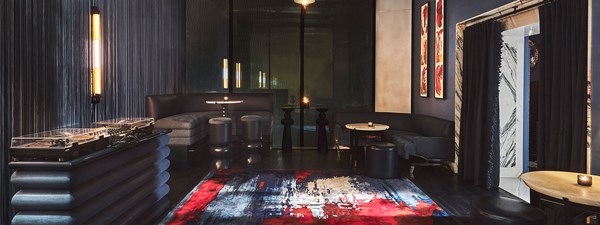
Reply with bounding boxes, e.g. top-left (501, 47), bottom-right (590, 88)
top-left (459, 21), bottom-right (503, 189)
